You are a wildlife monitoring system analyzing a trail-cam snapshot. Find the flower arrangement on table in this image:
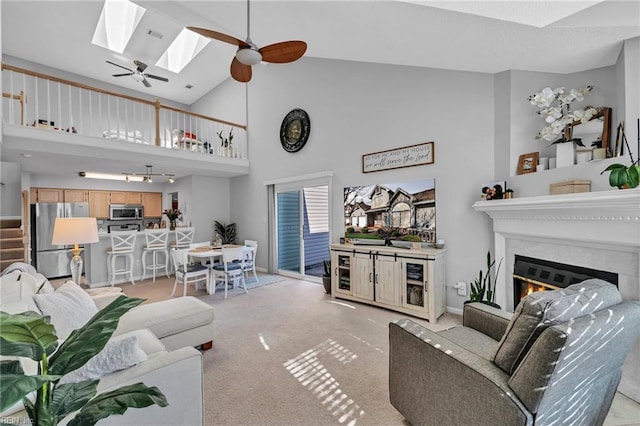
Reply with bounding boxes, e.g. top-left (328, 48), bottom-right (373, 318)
top-left (528, 85), bottom-right (597, 145)
top-left (163, 208), bottom-right (182, 230)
